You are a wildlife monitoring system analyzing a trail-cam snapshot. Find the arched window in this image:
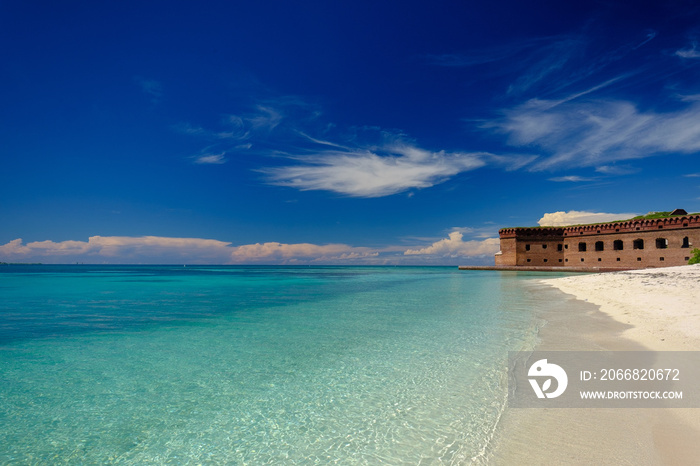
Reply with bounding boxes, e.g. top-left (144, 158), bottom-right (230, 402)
top-left (682, 237), bottom-right (690, 248)
top-left (633, 239), bottom-right (644, 250)
top-left (595, 241), bottom-right (604, 251)
top-left (578, 242), bottom-right (587, 252)
top-left (655, 238), bottom-right (668, 249)
top-left (613, 240), bottom-right (623, 250)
